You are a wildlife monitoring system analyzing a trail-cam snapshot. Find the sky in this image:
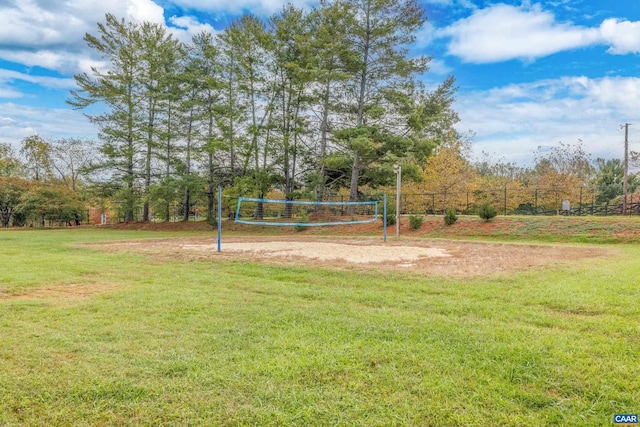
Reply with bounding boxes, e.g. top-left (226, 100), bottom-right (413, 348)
top-left (1, 0), bottom-right (640, 167)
